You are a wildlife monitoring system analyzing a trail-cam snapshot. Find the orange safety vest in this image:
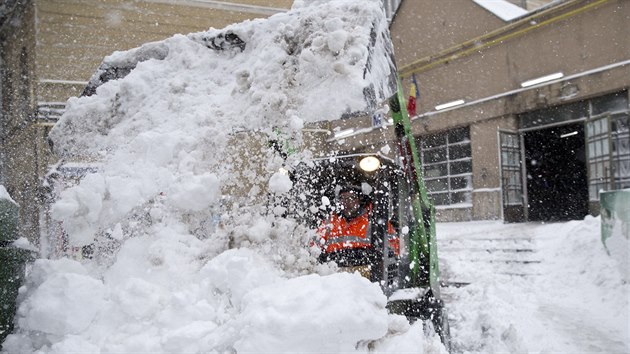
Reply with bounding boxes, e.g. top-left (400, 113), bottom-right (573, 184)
top-left (317, 208), bottom-right (399, 255)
